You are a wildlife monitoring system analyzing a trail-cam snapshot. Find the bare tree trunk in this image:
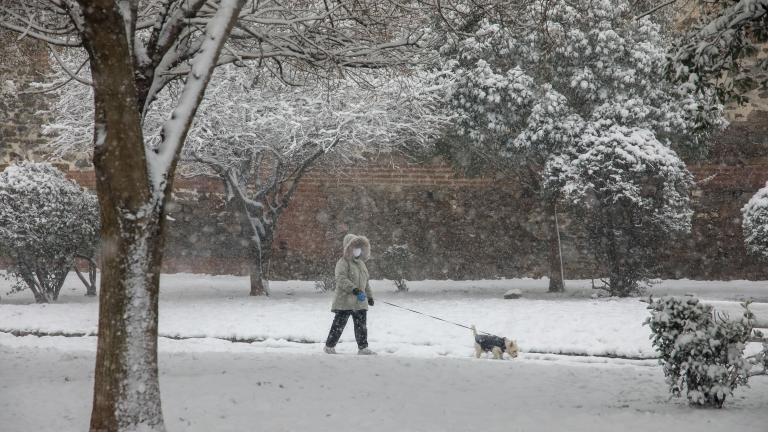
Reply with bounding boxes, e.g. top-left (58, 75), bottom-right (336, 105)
top-left (545, 198), bottom-right (565, 293)
top-left (19, 270), bottom-right (47, 303)
top-left (75, 257), bottom-right (98, 296)
top-left (249, 261), bottom-right (268, 296)
top-left (91, 204), bottom-right (166, 432)
top-left (87, 259), bottom-right (97, 296)
top-left (79, 2), bottom-right (165, 430)
top-left (248, 236), bottom-right (272, 296)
